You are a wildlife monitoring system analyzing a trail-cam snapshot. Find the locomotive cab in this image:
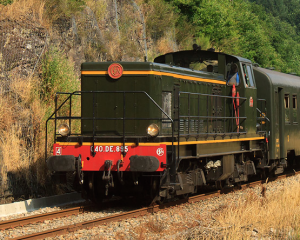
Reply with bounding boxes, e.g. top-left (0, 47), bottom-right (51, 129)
top-left (232, 60), bottom-right (258, 137)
